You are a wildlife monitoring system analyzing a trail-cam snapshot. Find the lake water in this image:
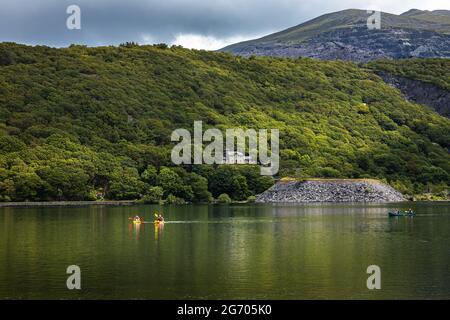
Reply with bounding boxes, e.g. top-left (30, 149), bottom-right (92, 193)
top-left (0, 202), bottom-right (449, 299)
